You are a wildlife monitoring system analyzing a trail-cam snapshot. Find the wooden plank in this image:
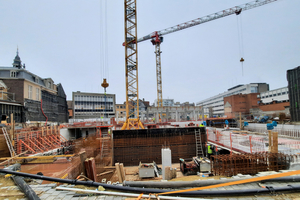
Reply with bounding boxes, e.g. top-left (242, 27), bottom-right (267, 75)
top-left (79, 151), bottom-right (87, 176)
top-left (96, 137), bottom-right (111, 140)
top-left (119, 163), bottom-right (126, 181)
top-left (84, 158), bottom-right (91, 180)
top-left (272, 131), bottom-right (278, 153)
top-left (96, 170), bottom-right (114, 177)
top-left (115, 162), bottom-right (123, 183)
top-left (90, 157), bottom-right (97, 182)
